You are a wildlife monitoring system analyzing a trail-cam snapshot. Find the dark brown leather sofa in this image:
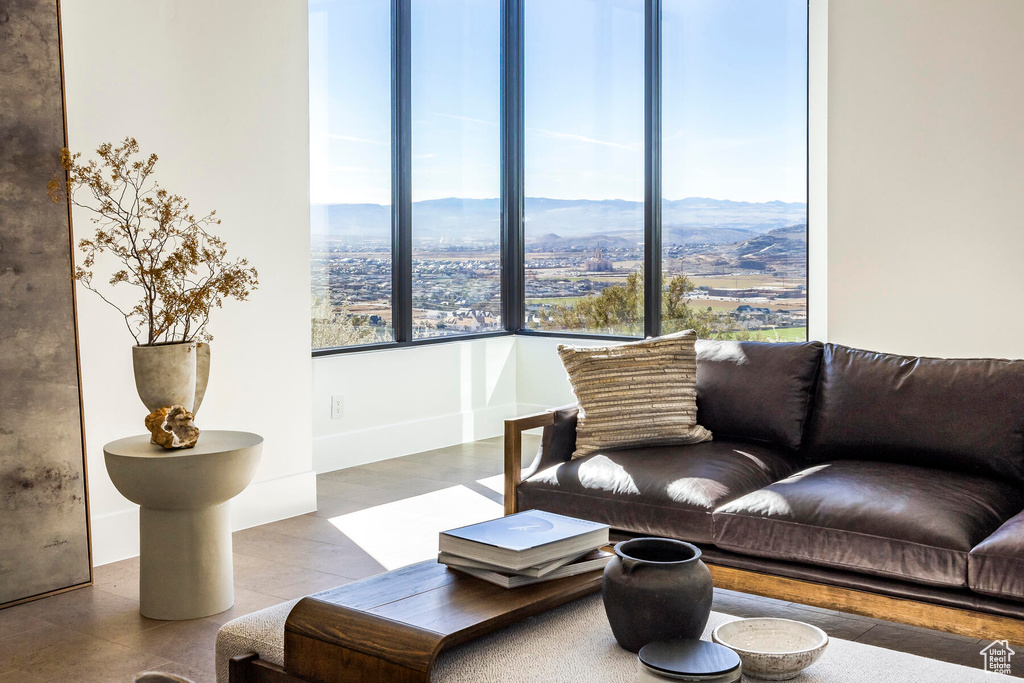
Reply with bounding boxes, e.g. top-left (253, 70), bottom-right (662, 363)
top-left (503, 341), bottom-right (1024, 640)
